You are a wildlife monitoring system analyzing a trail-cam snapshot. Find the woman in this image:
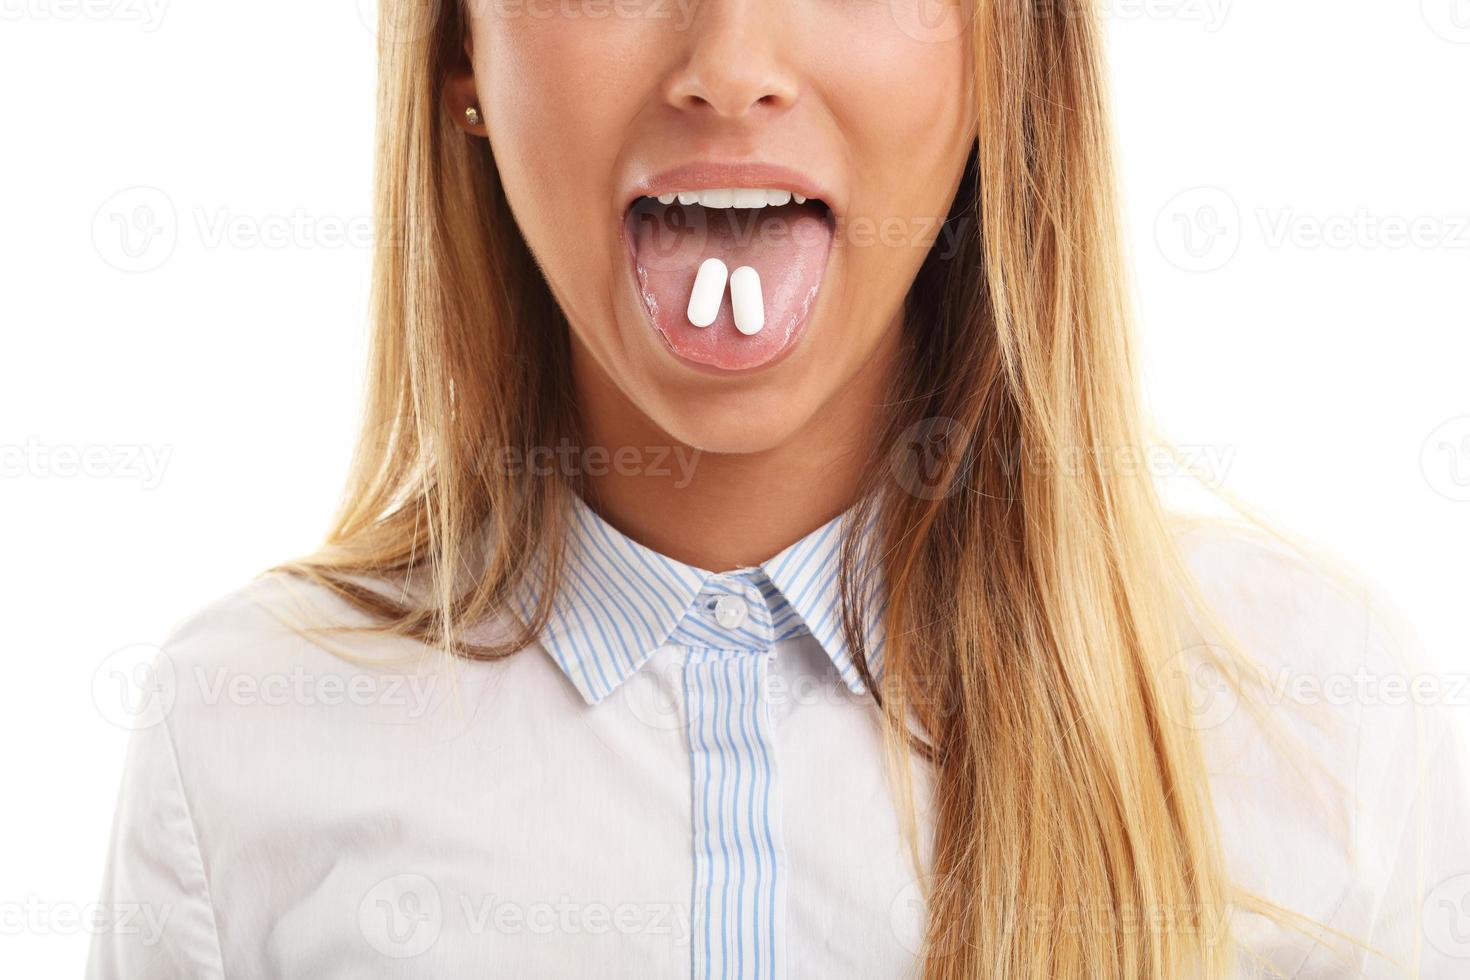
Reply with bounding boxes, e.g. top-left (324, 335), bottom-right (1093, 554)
top-left (89, 0), bottom-right (1470, 977)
